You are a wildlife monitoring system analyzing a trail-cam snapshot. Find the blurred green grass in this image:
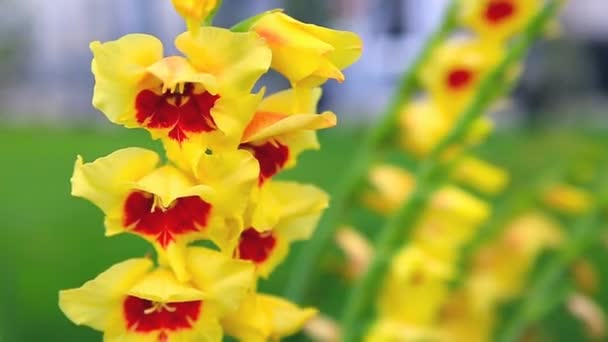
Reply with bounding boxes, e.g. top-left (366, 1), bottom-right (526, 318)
top-left (0, 125), bottom-right (606, 341)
